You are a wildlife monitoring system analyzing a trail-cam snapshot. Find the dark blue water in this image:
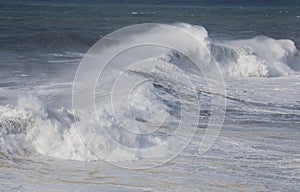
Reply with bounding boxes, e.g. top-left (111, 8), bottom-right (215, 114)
top-left (0, 0), bottom-right (299, 86)
top-left (1, 0), bottom-right (300, 52)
